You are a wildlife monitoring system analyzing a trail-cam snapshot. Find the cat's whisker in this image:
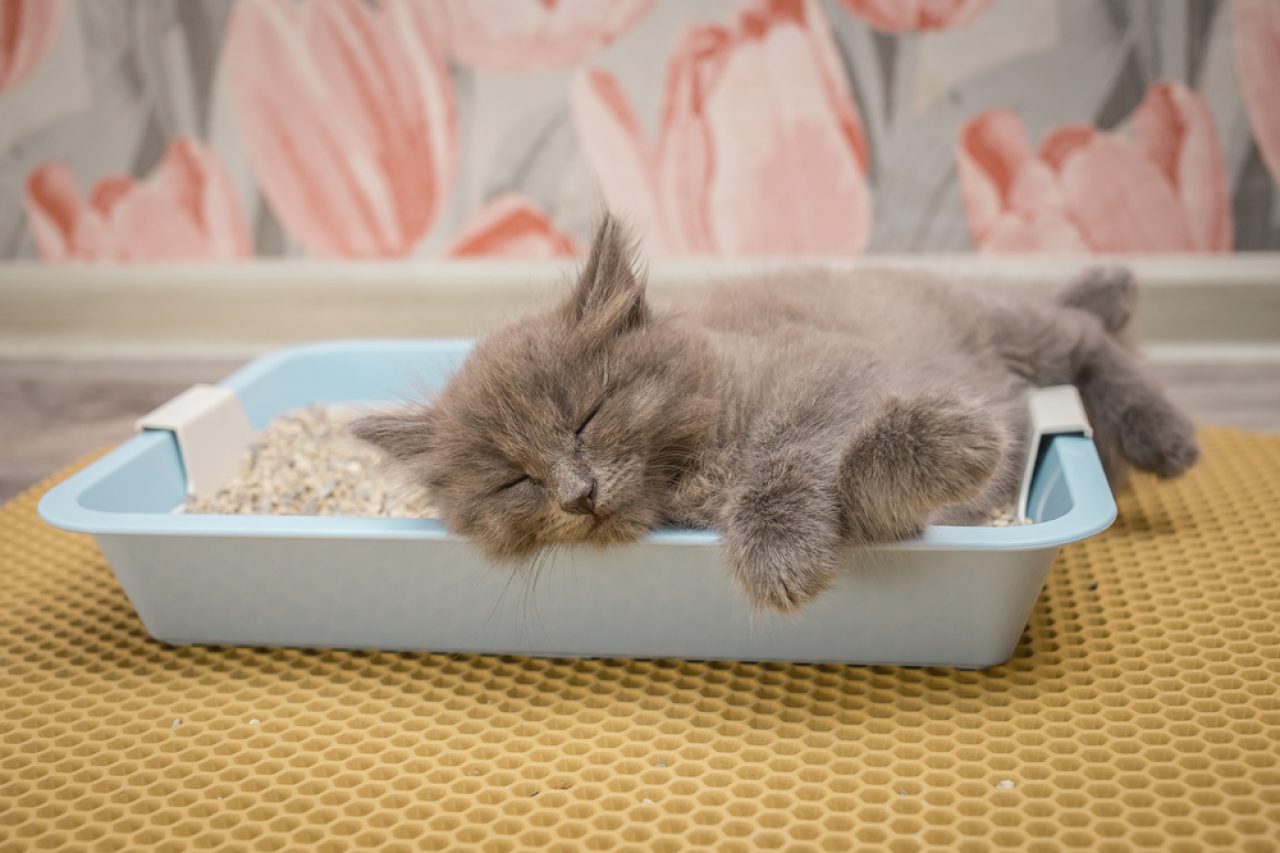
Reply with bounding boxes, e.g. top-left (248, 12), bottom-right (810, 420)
top-left (484, 551), bottom-right (536, 628)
